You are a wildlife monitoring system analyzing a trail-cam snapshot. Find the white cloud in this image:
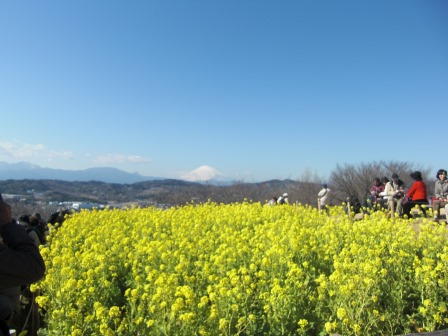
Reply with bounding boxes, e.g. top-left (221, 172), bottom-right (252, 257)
top-left (93, 154), bottom-right (151, 165)
top-left (181, 165), bottom-right (224, 182)
top-left (0, 141), bottom-right (73, 161)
